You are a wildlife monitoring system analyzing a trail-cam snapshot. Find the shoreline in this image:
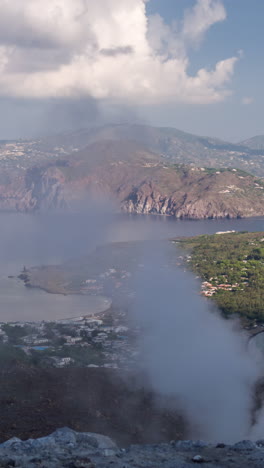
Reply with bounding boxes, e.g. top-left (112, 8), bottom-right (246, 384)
top-left (16, 272), bottom-right (113, 320)
top-left (18, 272), bottom-right (71, 296)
